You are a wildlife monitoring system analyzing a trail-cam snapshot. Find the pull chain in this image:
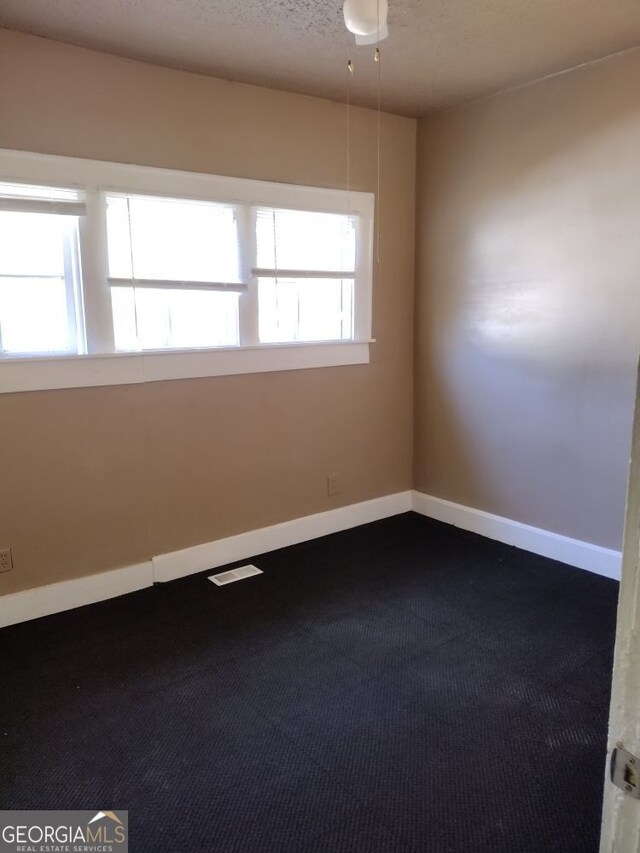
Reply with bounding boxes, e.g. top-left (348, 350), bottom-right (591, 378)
top-left (346, 58), bottom-right (353, 214)
top-left (375, 46), bottom-right (381, 262)
top-left (375, 0), bottom-right (381, 263)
